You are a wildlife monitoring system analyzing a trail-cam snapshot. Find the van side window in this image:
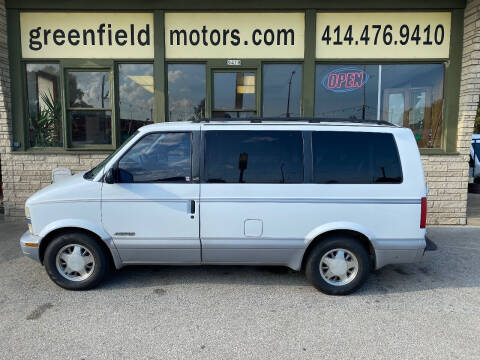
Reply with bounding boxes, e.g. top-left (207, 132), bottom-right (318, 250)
top-left (312, 131), bottom-right (403, 184)
top-left (205, 131), bottom-right (303, 183)
top-left (117, 132), bottom-right (191, 183)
